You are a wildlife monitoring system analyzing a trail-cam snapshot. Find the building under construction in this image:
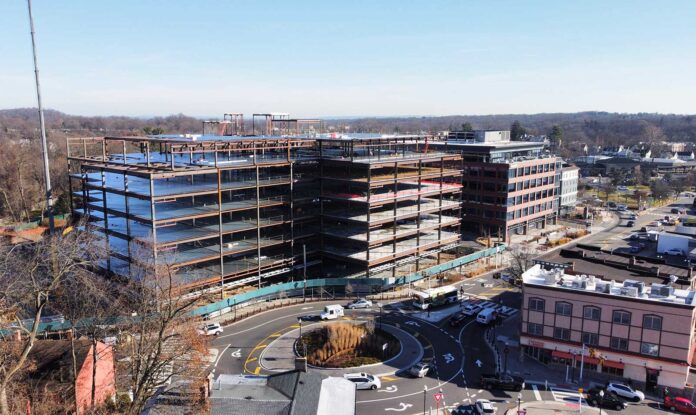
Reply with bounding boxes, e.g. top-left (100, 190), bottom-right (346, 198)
top-left (67, 120), bottom-right (463, 293)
